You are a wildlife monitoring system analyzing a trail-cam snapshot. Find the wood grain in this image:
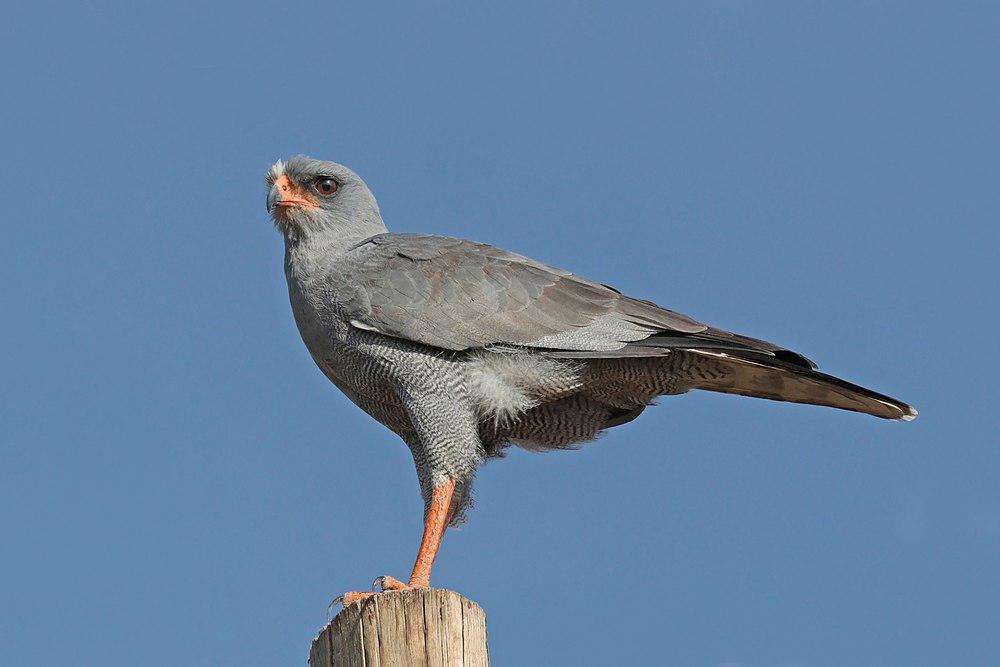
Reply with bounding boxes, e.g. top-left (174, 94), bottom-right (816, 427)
top-left (310, 589), bottom-right (488, 667)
